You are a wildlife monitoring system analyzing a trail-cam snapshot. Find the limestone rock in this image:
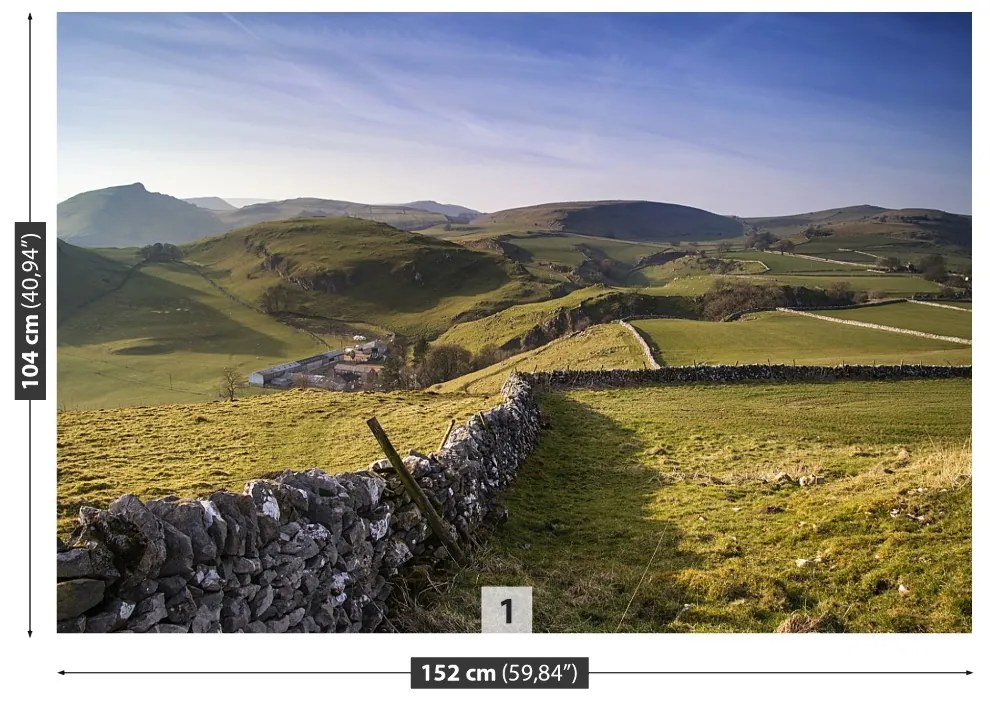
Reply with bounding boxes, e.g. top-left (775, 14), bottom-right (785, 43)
top-left (57, 616), bottom-right (86, 633)
top-left (108, 494), bottom-right (167, 579)
top-left (84, 600), bottom-right (135, 633)
top-left (166, 588), bottom-right (197, 625)
top-left (147, 499), bottom-right (218, 563)
top-left (127, 593), bottom-right (167, 632)
top-left (57, 579), bottom-right (105, 620)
